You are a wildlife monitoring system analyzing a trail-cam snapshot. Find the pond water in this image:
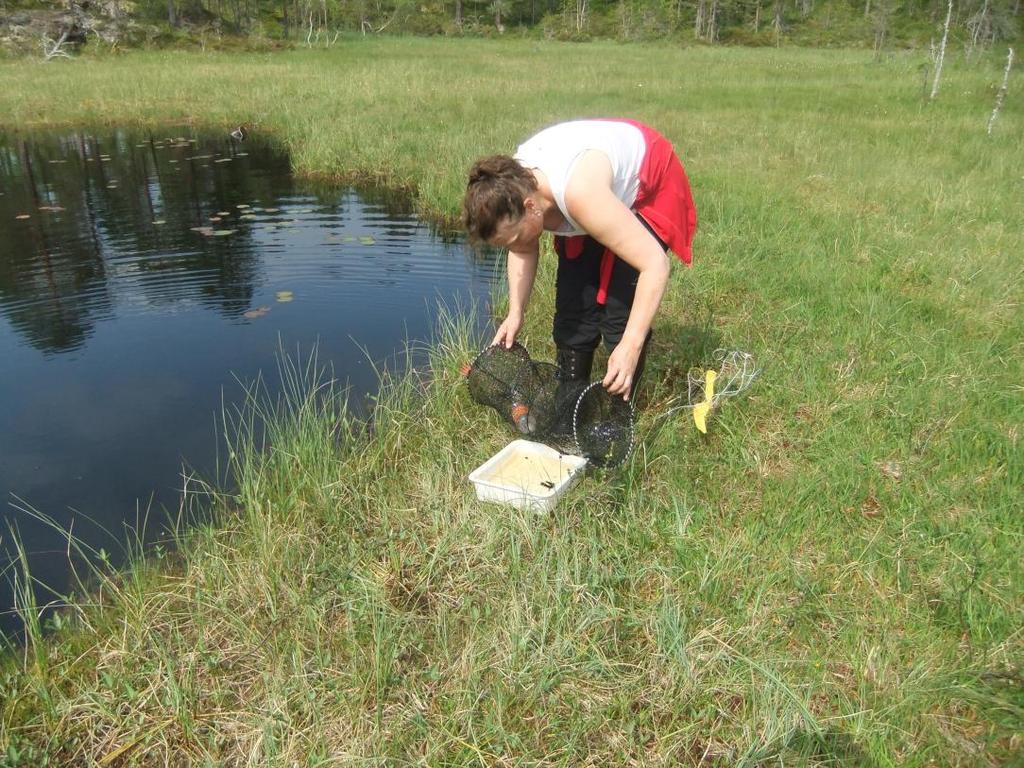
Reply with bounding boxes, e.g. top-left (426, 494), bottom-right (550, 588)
top-left (0, 128), bottom-right (500, 636)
